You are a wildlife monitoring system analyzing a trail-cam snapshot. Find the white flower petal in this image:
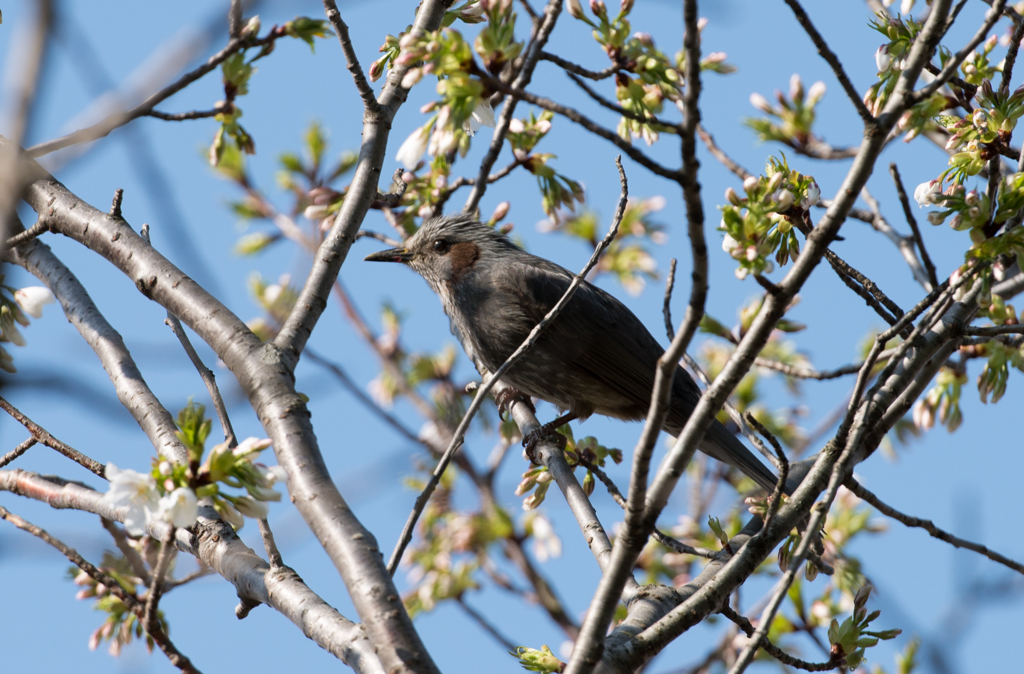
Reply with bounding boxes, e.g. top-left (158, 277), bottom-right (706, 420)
top-left (14, 287), bottom-right (55, 319)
